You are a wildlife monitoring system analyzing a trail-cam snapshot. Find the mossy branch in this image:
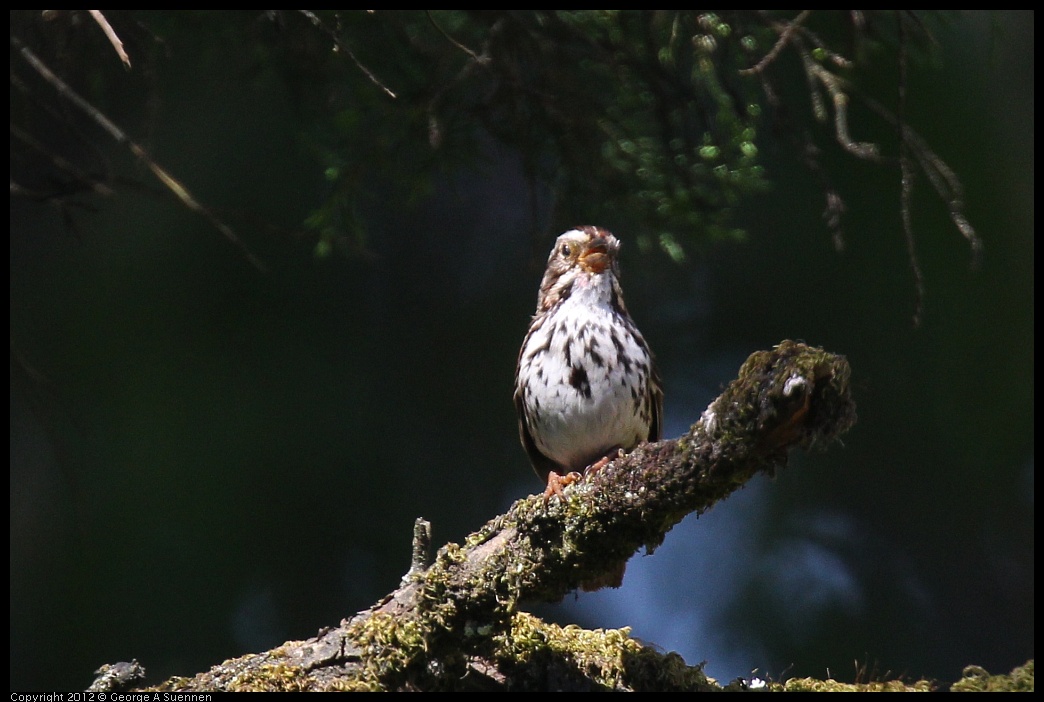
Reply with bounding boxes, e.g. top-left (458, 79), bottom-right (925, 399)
top-left (117, 341), bottom-right (859, 691)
